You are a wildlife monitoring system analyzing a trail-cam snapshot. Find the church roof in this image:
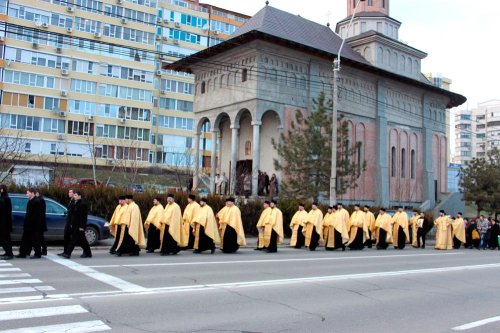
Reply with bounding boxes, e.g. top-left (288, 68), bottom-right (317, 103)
top-left (337, 11), bottom-right (401, 25)
top-left (165, 5), bottom-right (466, 108)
